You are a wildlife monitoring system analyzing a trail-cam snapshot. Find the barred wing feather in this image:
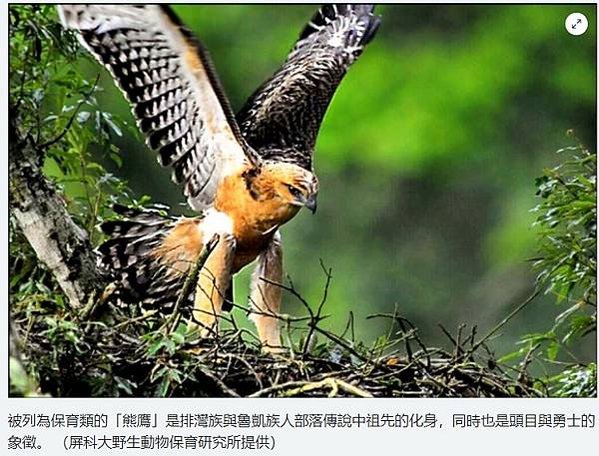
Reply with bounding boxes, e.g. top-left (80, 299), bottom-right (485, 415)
top-left (58, 5), bottom-right (251, 210)
top-left (237, 4), bottom-right (380, 170)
